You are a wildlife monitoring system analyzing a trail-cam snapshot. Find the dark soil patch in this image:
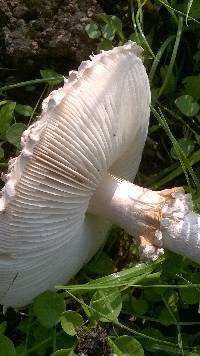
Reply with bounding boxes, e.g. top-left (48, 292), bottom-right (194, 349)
top-left (0, 0), bottom-right (102, 81)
